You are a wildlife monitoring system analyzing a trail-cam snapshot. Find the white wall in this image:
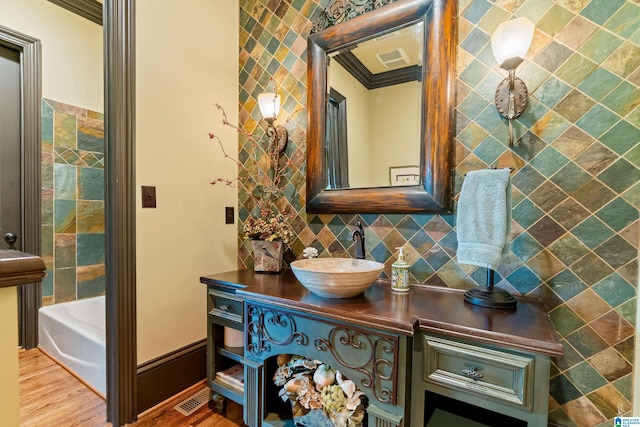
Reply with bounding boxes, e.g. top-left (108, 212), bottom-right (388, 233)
top-left (135, 0), bottom-right (239, 363)
top-left (0, 0), bottom-right (103, 111)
